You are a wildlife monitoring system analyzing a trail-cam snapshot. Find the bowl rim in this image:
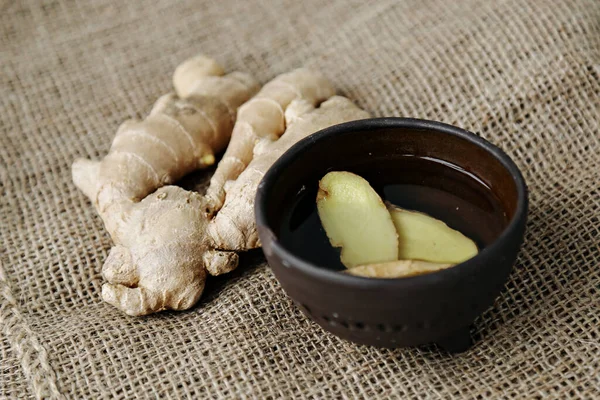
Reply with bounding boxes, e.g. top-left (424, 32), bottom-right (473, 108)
top-left (255, 117), bottom-right (528, 288)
